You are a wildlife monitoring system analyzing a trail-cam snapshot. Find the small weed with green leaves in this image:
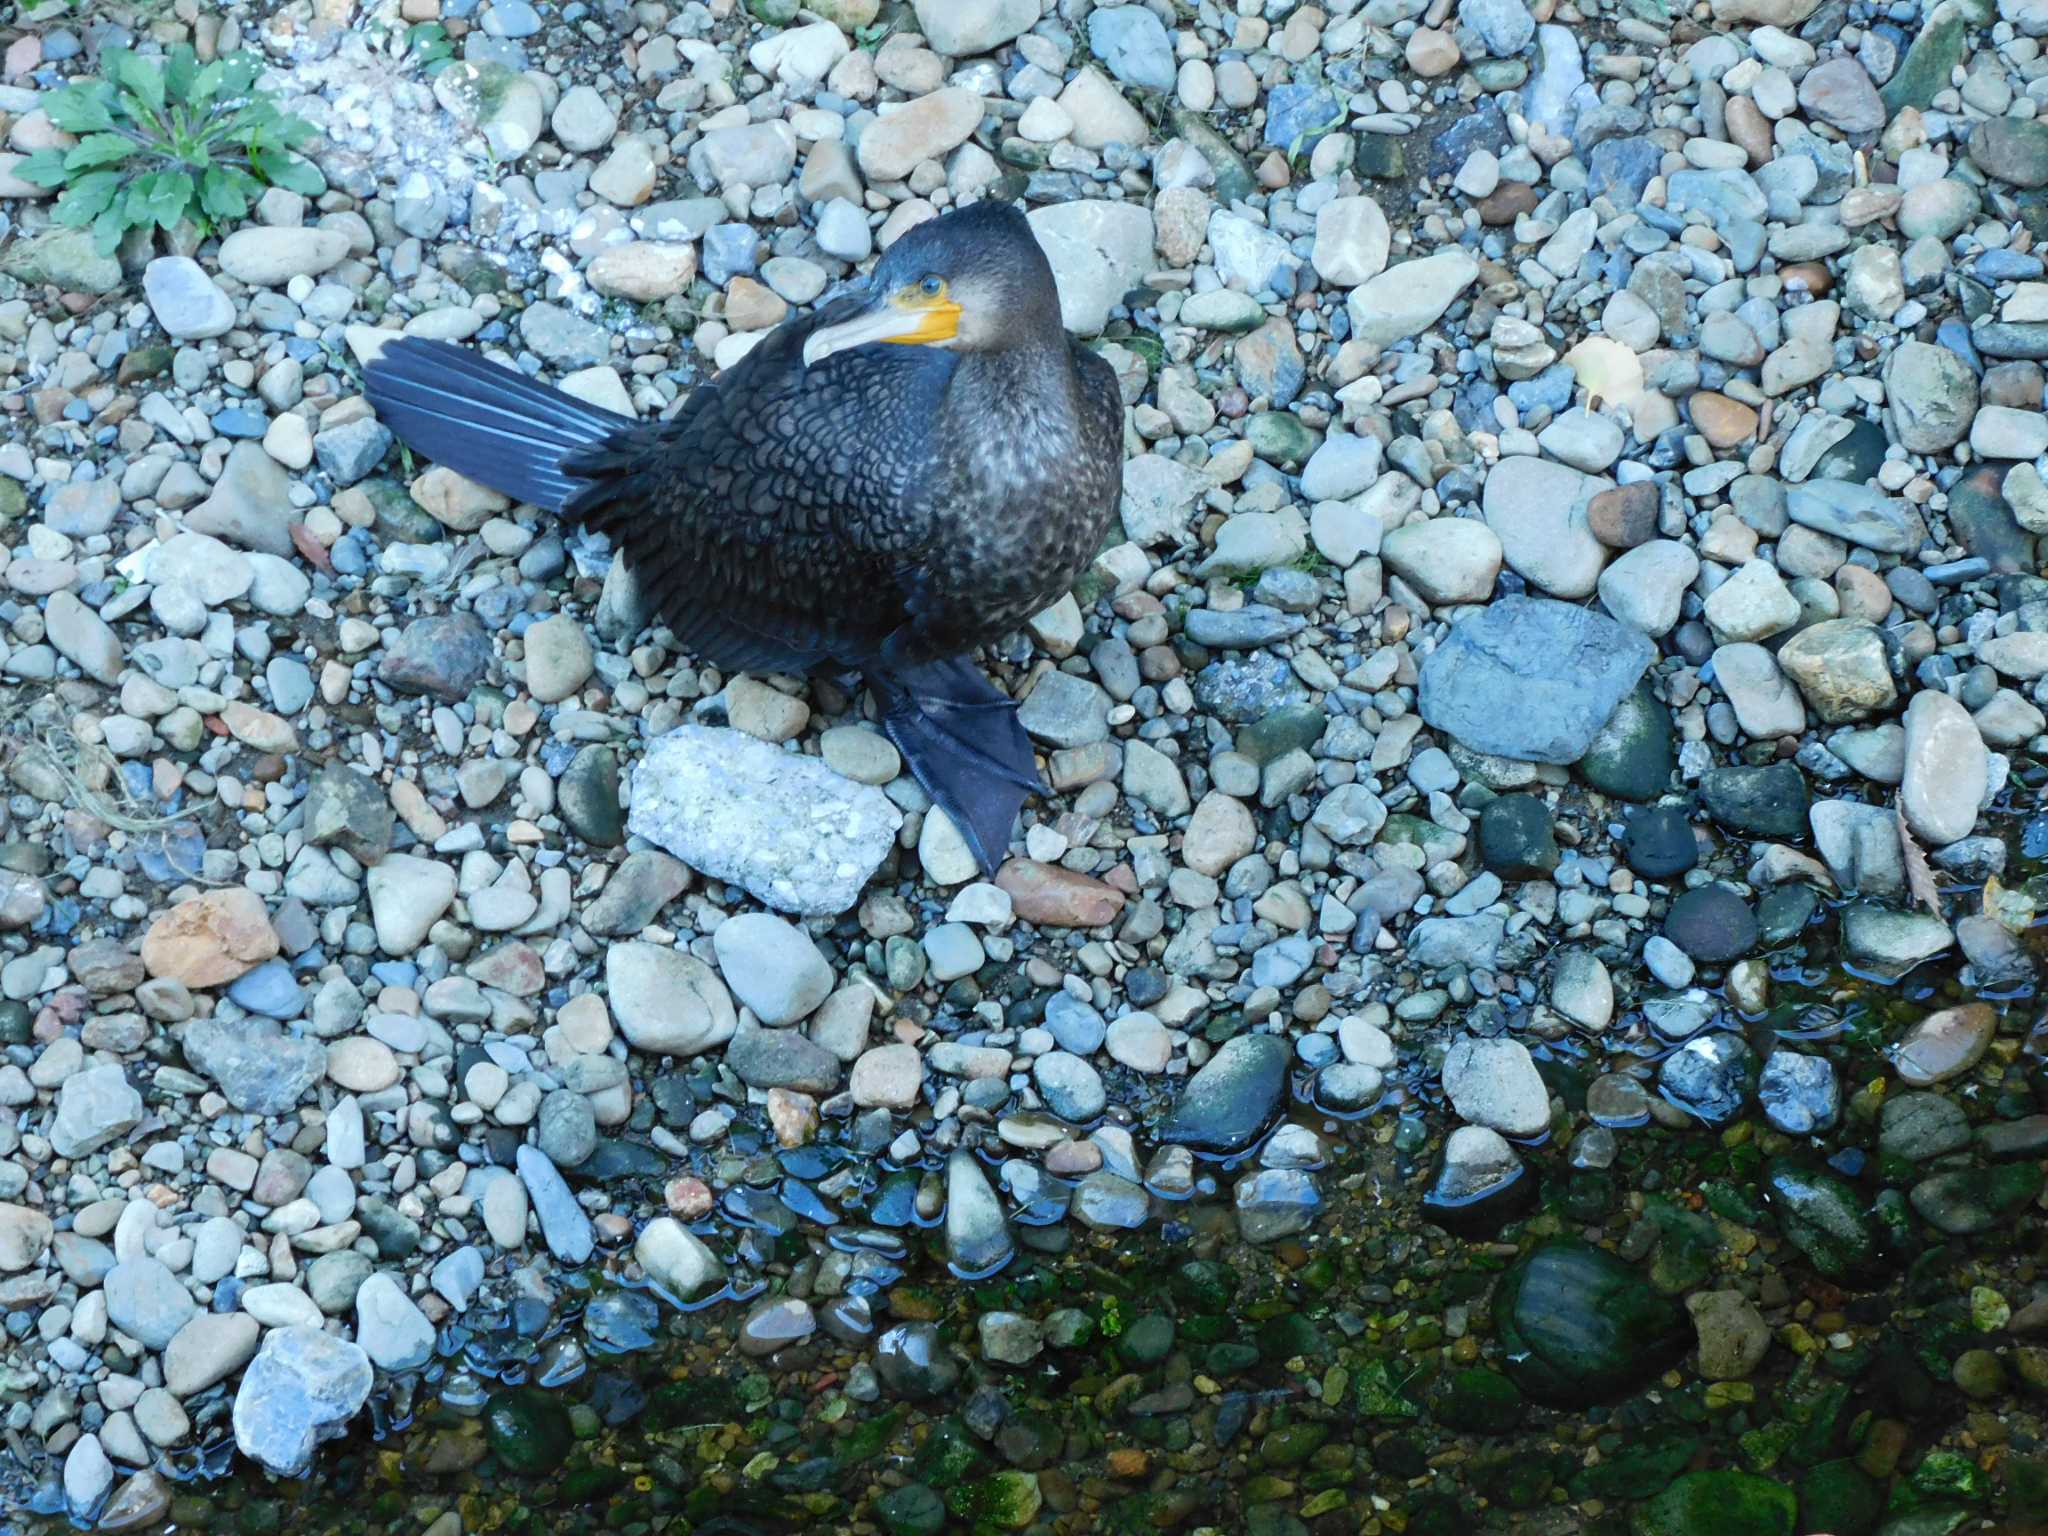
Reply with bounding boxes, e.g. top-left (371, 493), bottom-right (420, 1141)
top-left (17, 43), bottom-right (324, 256)
top-left (397, 21), bottom-right (457, 77)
